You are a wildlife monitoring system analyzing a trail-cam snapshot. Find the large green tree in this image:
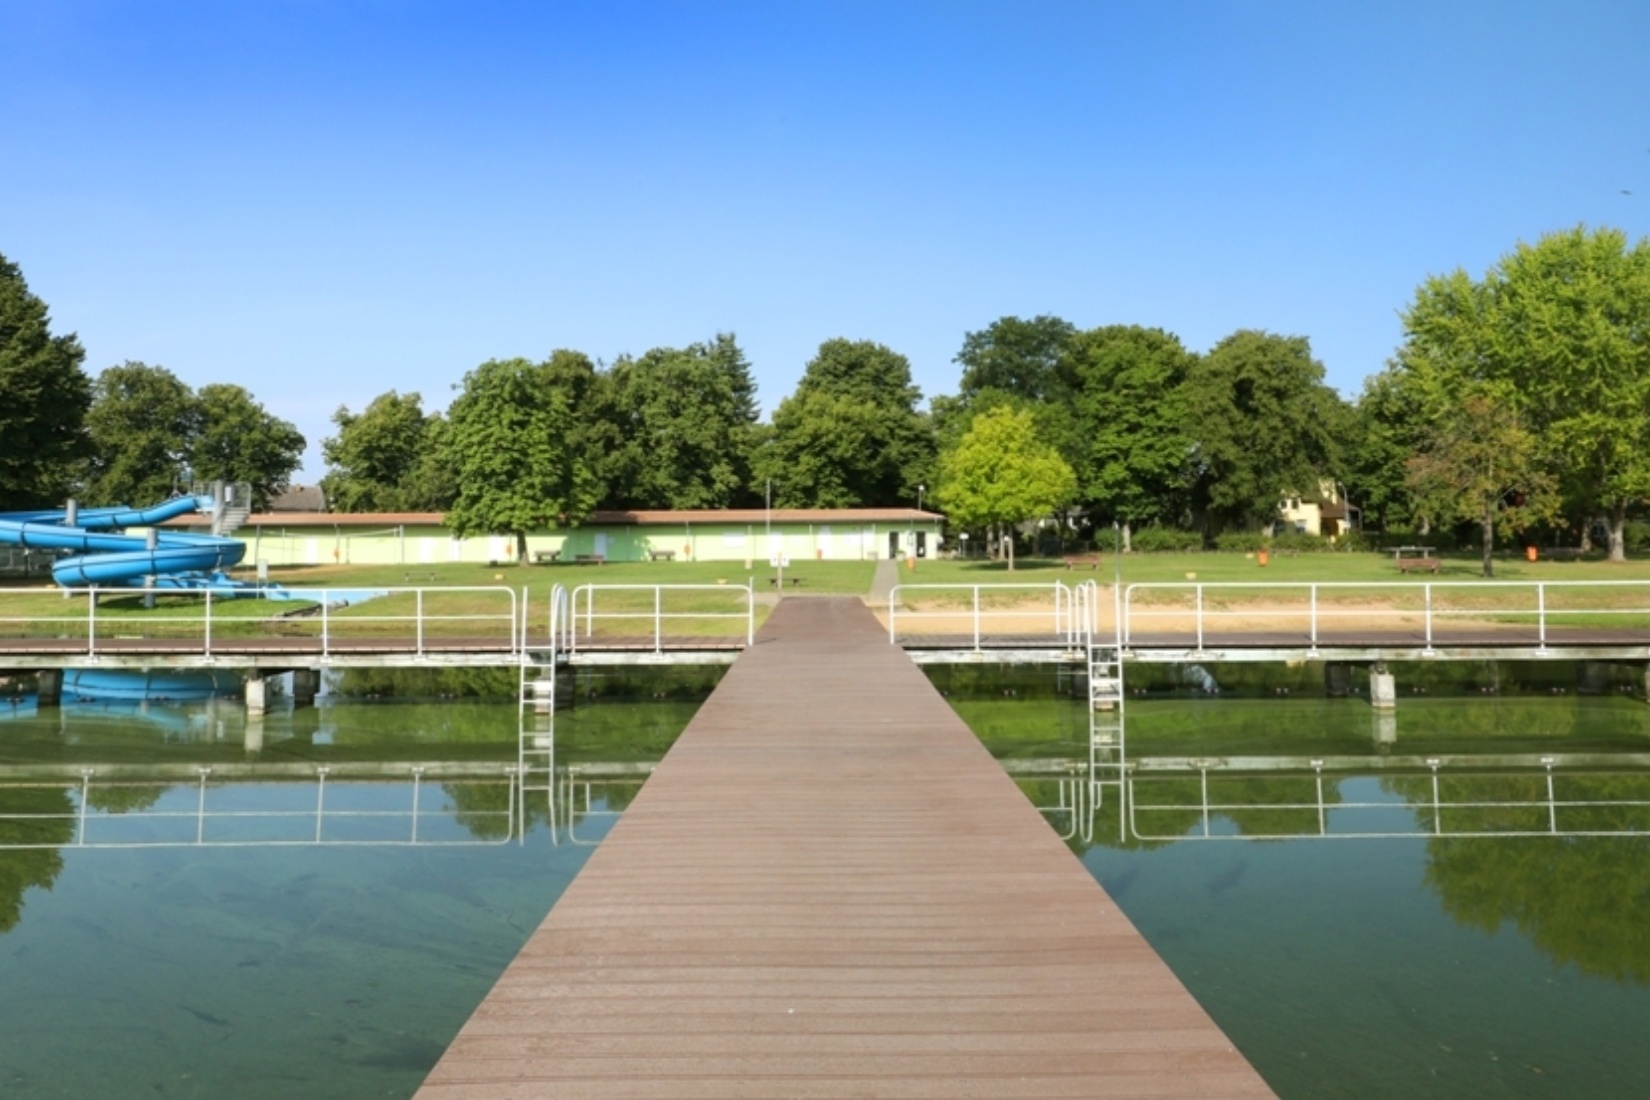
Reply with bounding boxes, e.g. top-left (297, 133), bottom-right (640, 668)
top-left (1345, 366), bottom-right (1430, 534)
top-left (0, 252), bottom-right (91, 509)
top-left (1184, 330), bottom-right (1347, 534)
top-left (188, 384), bottom-right (306, 510)
top-left (603, 334), bottom-right (760, 510)
top-left (321, 391), bottom-right (452, 512)
top-left (762, 339), bottom-right (934, 507)
top-left (444, 352), bottom-right (605, 561)
top-left (933, 406), bottom-right (1076, 570)
top-left (1064, 325), bottom-right (1197, 546)
top-left (1395, 226), bottom-right (1650, 558)
top-left (1405, 386), bottom-right (1559, 577)
top-left (82, 362), bottom-right (201, 506)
